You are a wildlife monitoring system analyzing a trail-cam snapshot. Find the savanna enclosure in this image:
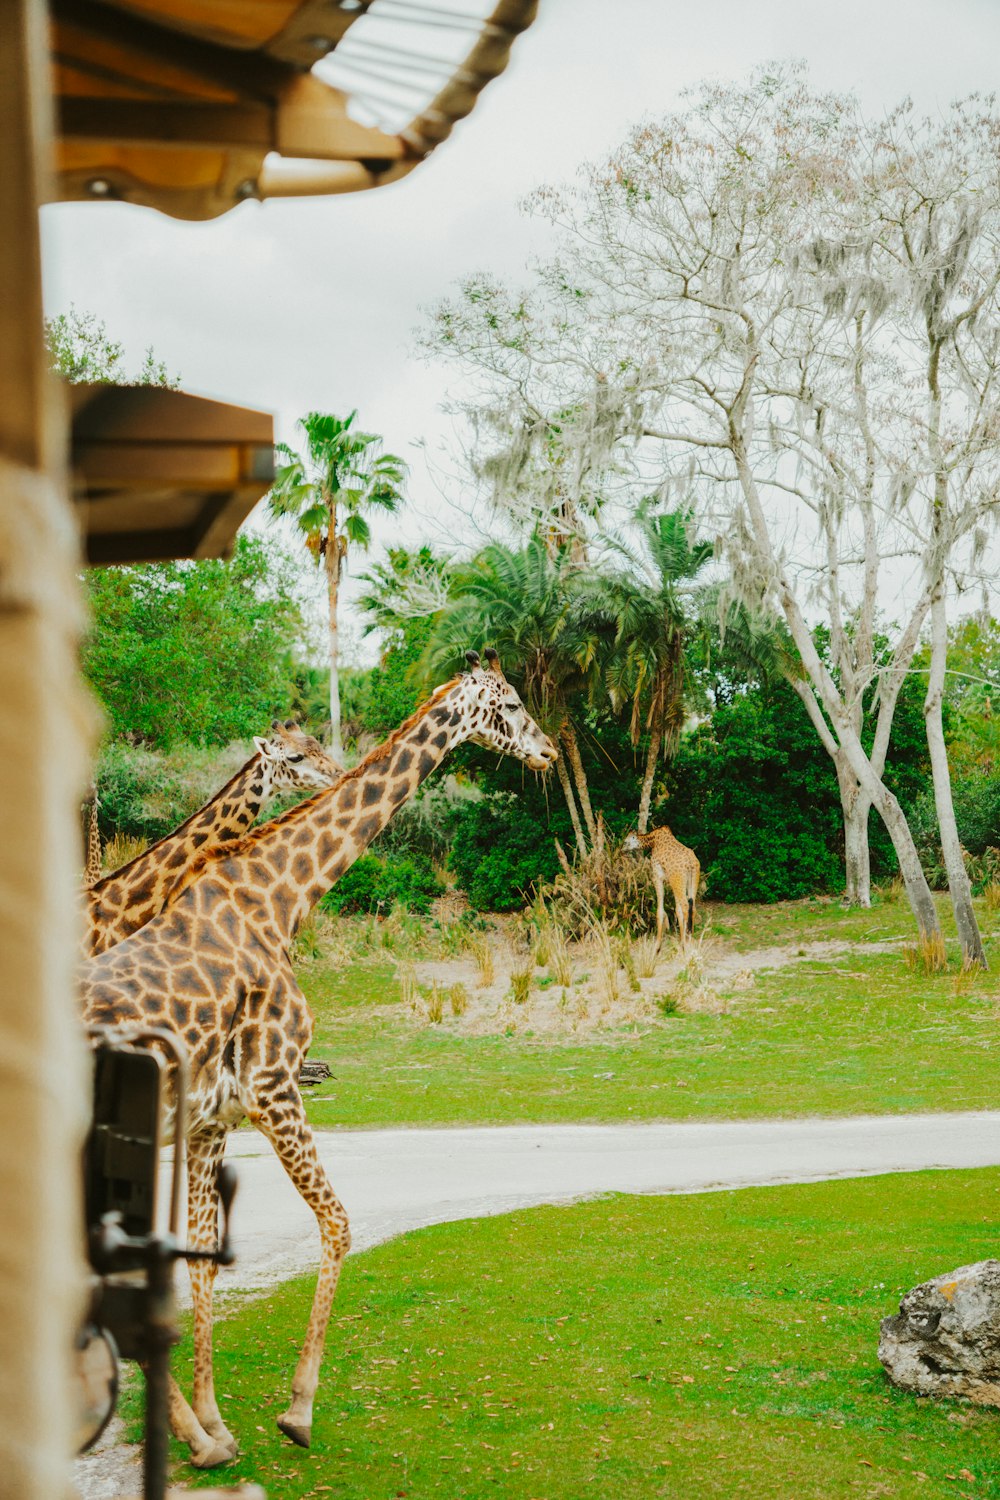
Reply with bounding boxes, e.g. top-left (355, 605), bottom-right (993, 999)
top-left (70, 64), bottom-right (1000, 1499)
